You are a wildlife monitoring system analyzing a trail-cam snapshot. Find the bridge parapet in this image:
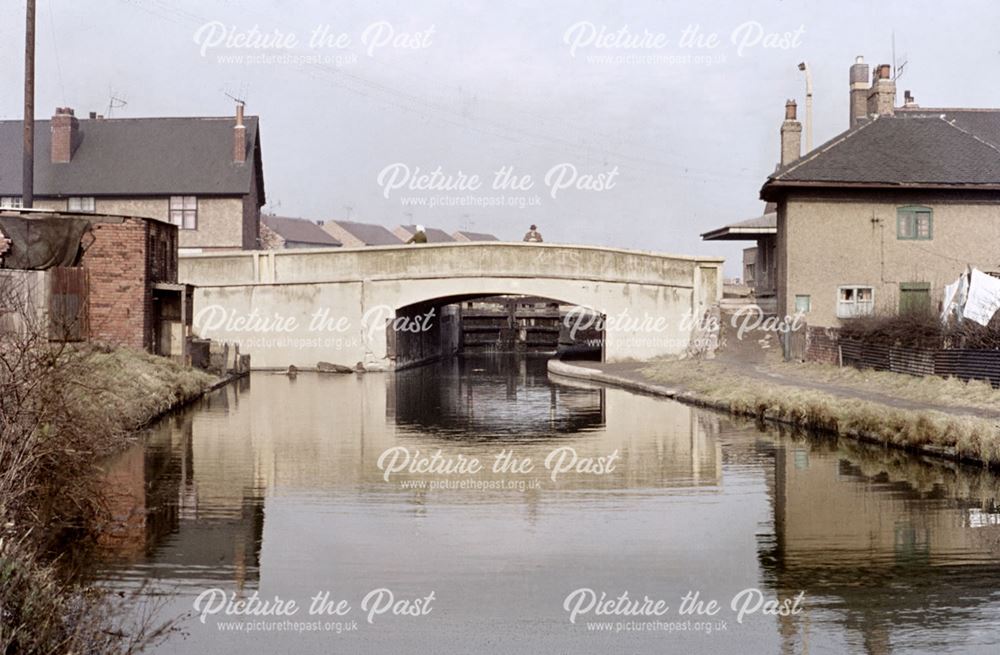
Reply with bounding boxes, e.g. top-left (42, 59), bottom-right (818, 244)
top-left (180, 242), bottom-right (723, 290)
